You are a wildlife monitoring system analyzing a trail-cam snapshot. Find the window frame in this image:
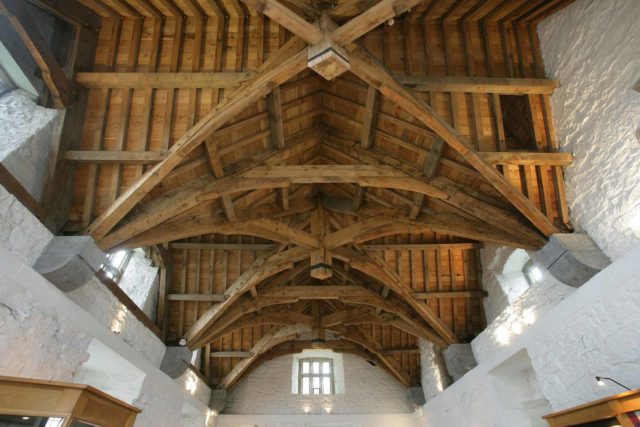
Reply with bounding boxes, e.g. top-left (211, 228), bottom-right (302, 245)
top-left (298, 357), bottom-right (334, 396)
top-left (102, 250), bottom-right (134, 283)
top-left (522, 259), bottom-right (541, 286)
